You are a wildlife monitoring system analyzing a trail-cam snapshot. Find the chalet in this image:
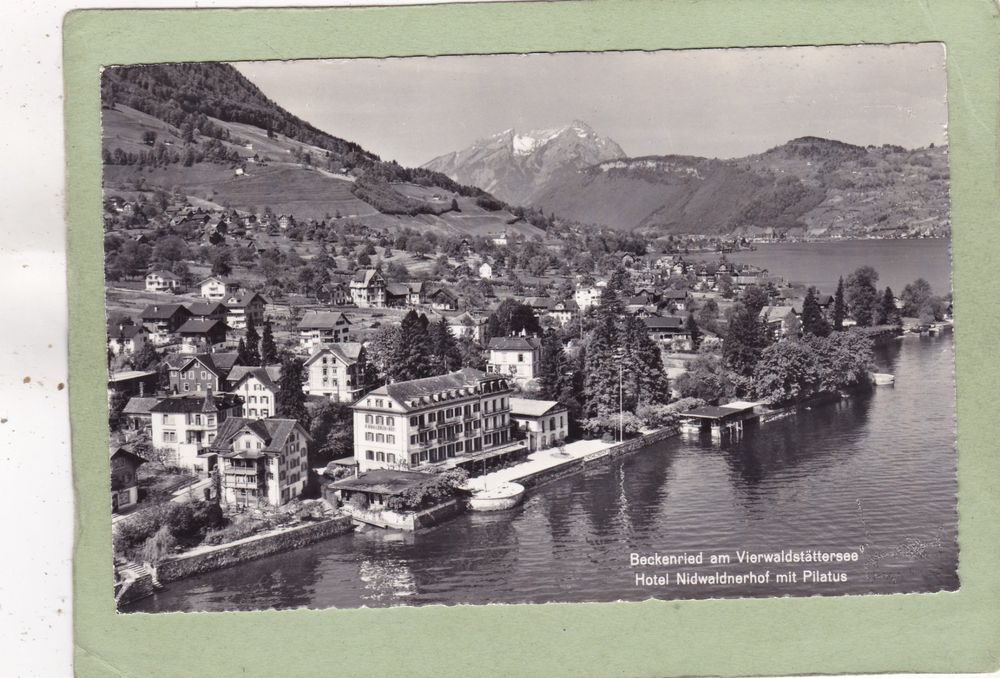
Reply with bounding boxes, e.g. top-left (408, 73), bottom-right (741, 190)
top-left (223, 291), bottom-right (267, 331)
top-left (210, 417), bottom-right (310, 507)
top-left (110, 447), bottom-right (146, 513)
top-left (660, 289), bottom-right (690, 313)
top-left (107, 318), bottom-right (147, 356)
top-left (141, 303), bottom-right (193, 344)
top-left (545, 299), bottom-right (579, 326)
top-left (185, 301), bottom-right (228, 323)
top-left (150, 391), bottom-right (244, 472)
top-left (509, 398), bottom-right (569, 451)
top-left (644, 316), bottom-right (692, 350)
top-left (487, 336), bottom-right (542, 385)
top-left (426, 286), bottom-right (459, 311)
top-left (145, 270), bottom-right (182, 294)
top-left (447, 312), bottom-right (487, 342)
top-left (478, 262), bottom-right (493, 279)
top-left (385, 281), bottom-right (424, 307)
top-left (350, 268), bottom-right (387, 308)
top-left (176, 318), bottom-right (230, 351)
top-left (165, 352), bottom-right (239, 395)
top-left (304, 343), bottom-right (366, 403)
top-left (199, 276), bottom-right (241, 301)
top-left (227, 365), bottom-right (282, 419)
top-left (298, 311), bottom-right (352, 351)
top-left (324, 281), bottom-right (350, 306)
